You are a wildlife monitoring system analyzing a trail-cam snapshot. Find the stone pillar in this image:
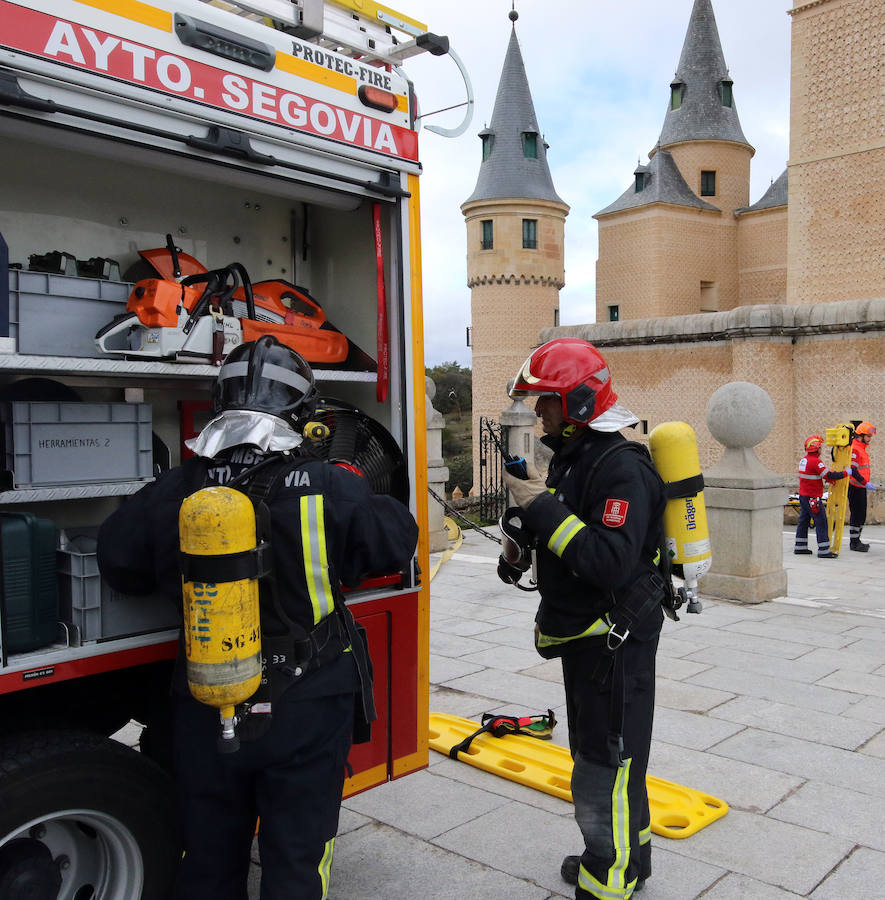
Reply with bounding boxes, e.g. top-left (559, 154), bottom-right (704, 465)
top-left (425, 377), bottom-right (450, 553)
top-left (501, 398), bottom-right (539, 505)
top-left (699, 382), bottom-right (787, 603)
